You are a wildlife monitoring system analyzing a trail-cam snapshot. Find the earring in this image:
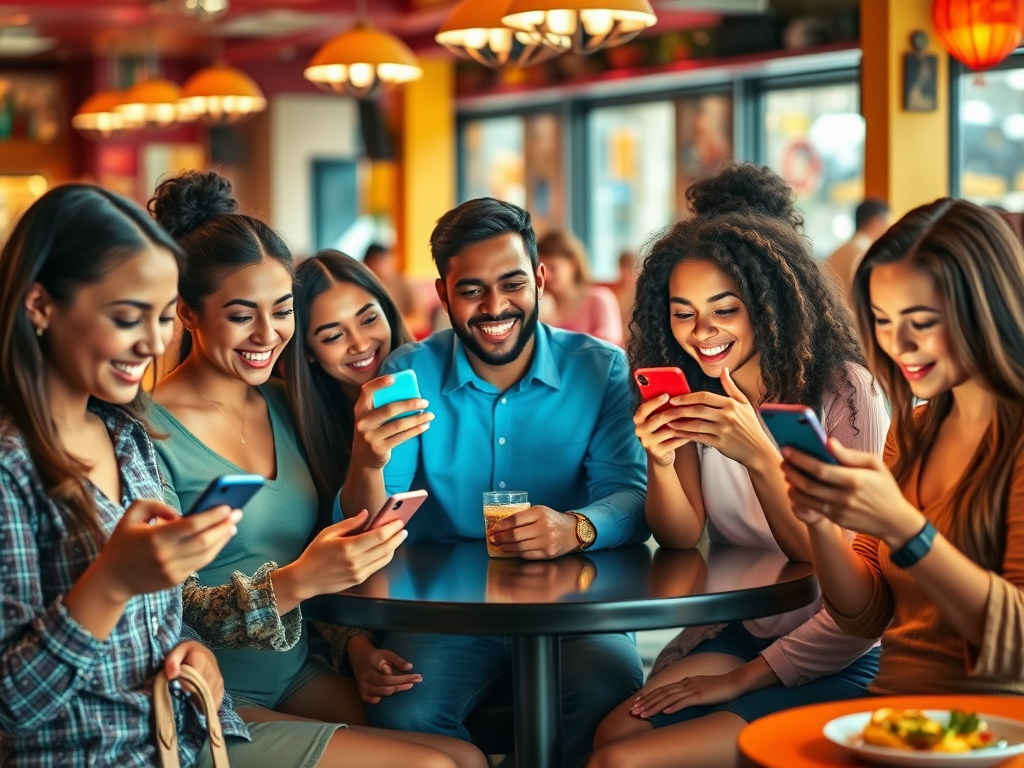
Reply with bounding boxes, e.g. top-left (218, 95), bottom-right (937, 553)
top-left (35, 326), bottom-right (43, 338)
